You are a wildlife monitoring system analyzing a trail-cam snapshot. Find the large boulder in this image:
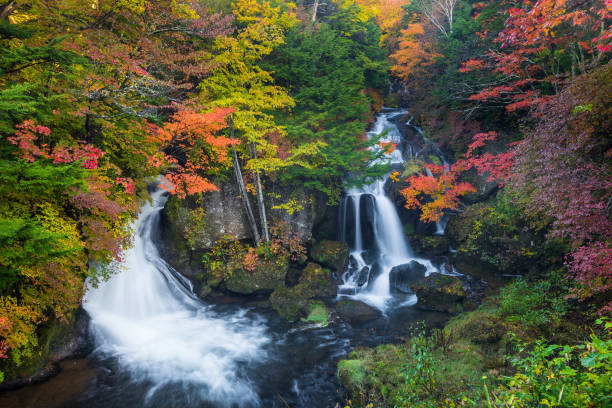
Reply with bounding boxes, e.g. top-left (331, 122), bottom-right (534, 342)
top-left (411, 272), bottom-right (466, 314)
top-left (224, 258), bottom-right (288, 295)
top-left (270, 262), bottom-right (336, 321)
top-left (298, 262), bottom-right (337, 298)
top-left (269, 287), bottom-right (309, 321)
top-left (310, 240), bottom-right (349, 273)
top-left (336, 300), bottom-right (380, 324)
top-left (389, 261), bottom-right (427, 294)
